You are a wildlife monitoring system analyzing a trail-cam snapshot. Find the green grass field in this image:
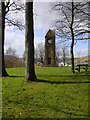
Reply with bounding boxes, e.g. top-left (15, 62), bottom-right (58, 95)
top-left (2, 67), bottom-right (90, 118)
